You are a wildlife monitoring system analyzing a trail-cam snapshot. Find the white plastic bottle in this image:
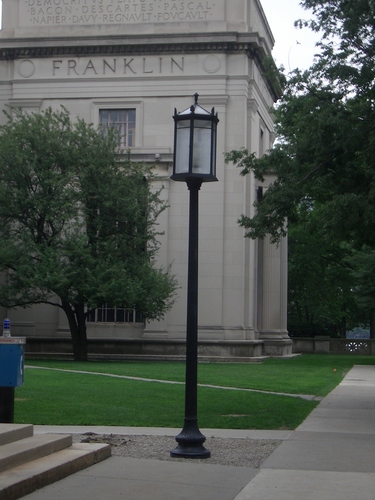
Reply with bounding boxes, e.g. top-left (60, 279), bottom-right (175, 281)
top-left (3, 318), bottom-right (11, 337)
